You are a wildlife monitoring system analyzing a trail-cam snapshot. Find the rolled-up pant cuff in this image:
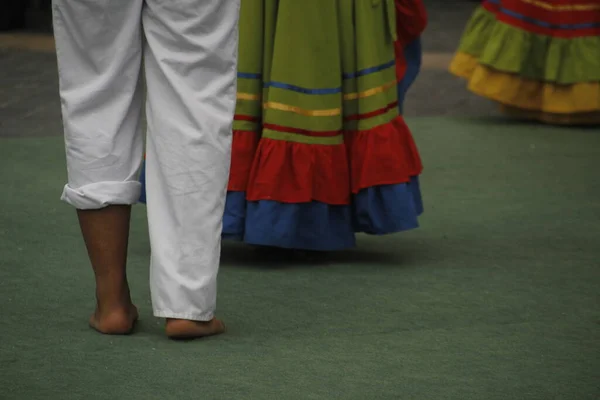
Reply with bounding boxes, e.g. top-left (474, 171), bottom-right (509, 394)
top-left (153, 311), bottom-right (215, 322)
top-left (61, 181), bottom-right (142, 210)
